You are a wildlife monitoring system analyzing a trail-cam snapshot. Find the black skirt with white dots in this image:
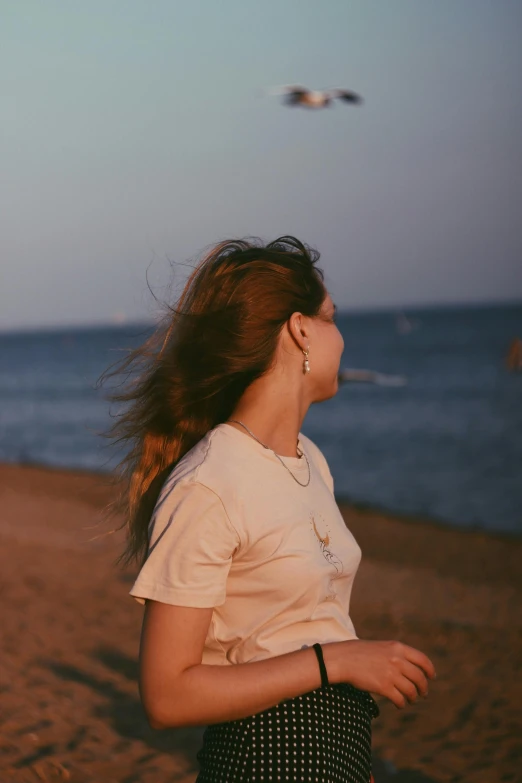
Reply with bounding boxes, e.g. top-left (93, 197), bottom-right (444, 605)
top-left (195, 682), bottom-right (380, 783)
